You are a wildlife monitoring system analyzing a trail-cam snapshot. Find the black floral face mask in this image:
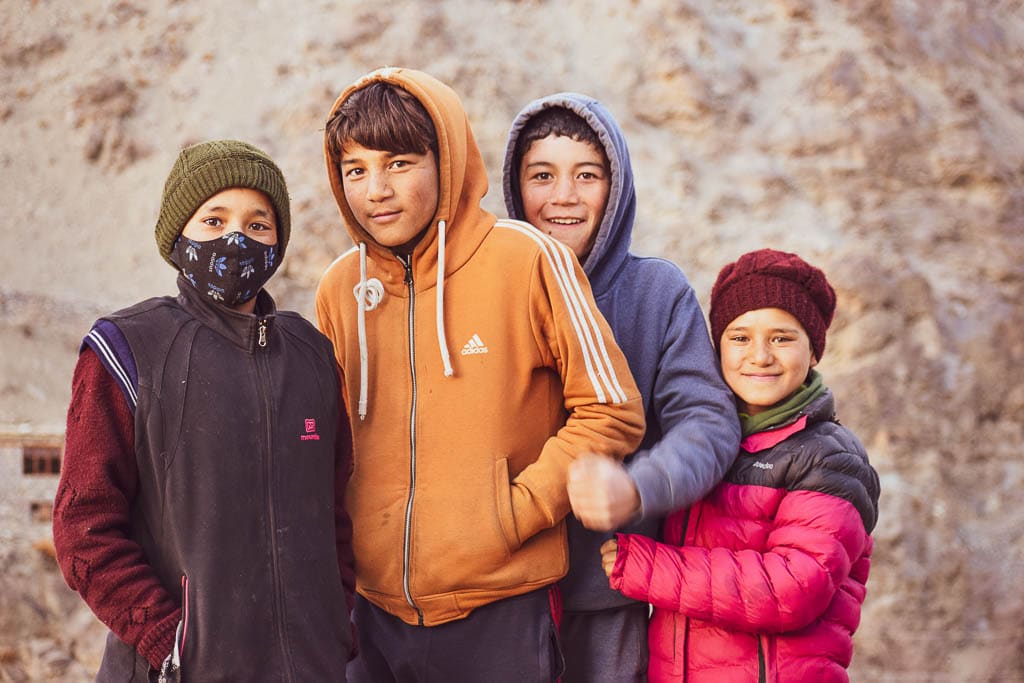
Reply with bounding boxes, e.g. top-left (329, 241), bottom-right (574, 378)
top-left (170, 232), bottom-right (280, 307)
